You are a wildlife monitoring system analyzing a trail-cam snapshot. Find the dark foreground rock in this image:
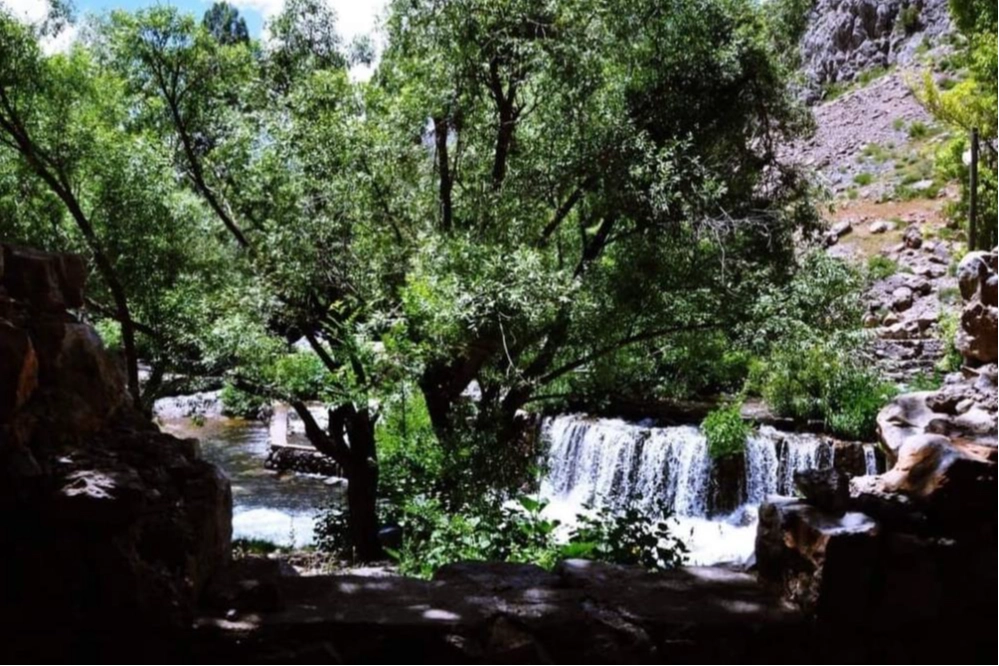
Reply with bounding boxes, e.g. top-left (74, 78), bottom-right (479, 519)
top-left (0, 244), bottom-right (232, 659)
